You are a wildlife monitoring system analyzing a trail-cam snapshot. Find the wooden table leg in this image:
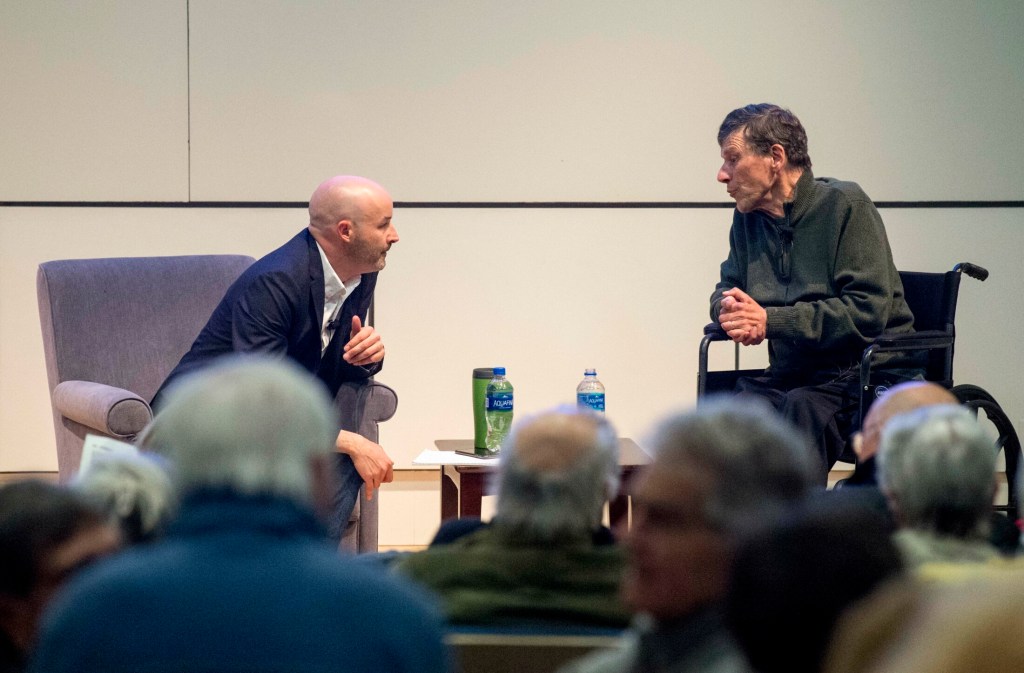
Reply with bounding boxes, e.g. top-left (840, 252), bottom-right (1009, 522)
top-left (609, 465), bottom-right (639, 530)
top-left (441, 465), bottom-right (459, 520)
top-left (459, 471), bottom-right (484, 518)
